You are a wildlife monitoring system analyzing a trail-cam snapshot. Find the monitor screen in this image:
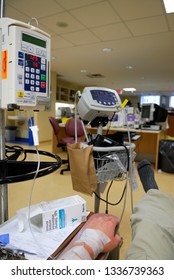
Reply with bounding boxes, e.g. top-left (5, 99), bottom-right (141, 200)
top-left (141, 103), bottom-right (168, 124)
top-left (141, 103), bottom-right (154, 122)
top-left (154, 104), bottom-right (168, 122)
